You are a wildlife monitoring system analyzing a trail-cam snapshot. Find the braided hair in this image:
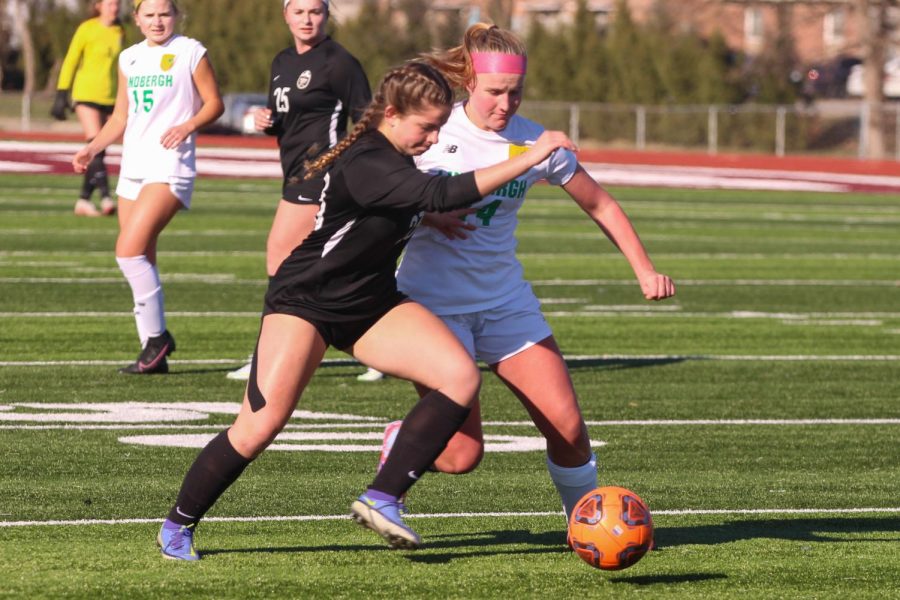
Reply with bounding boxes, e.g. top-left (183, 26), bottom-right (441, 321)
top-left (303, 61), bottom-right (453, 180)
